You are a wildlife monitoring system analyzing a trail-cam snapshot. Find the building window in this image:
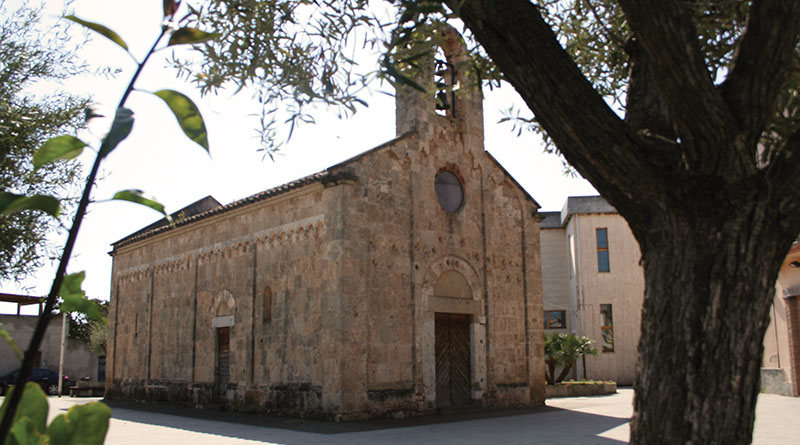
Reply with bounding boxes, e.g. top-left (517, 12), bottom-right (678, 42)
top-left (568, 234), bottom-right (576, 278)
top-left (435, 171), bottom-right (464, 212)
top-left (600, 304), bottom-right (614, 352)
top-left (544, 310), bottom-right (567, 329)
top-left (596, 228), bottom-right (610, 272)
